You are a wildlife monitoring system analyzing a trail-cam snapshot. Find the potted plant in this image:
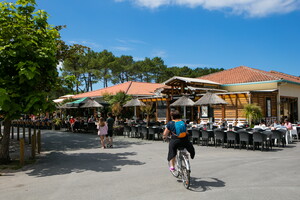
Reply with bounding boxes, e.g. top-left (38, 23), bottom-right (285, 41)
top-left (52, 118), bottom-right (62, 130)
top-left (243, 103), bottom-right (263, 127)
